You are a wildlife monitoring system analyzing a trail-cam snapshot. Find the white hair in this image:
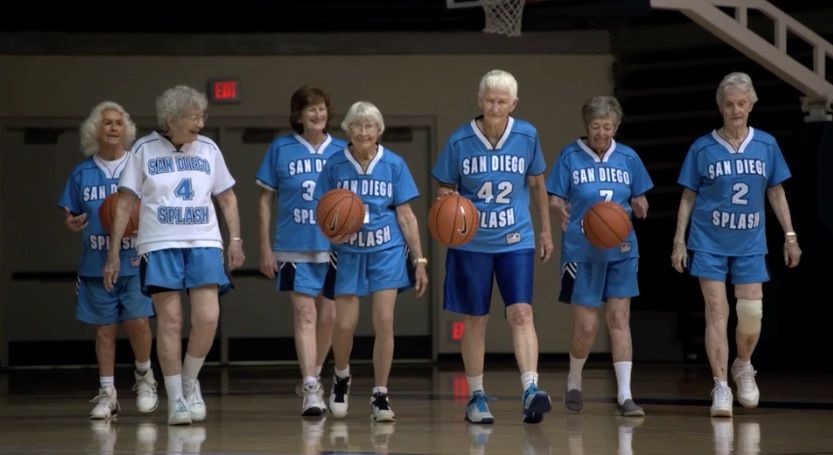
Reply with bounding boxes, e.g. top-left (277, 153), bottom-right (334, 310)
top-left (155, 85), bottom-right (208, 130)
top-left (478, 69), bottom-right (518, 100)
top-left (79, 101), bottom-right (136, 157)
top-left (341, 101), bottom-right (385, 135)
top-left (716, 72), bottom-right (758, 105)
